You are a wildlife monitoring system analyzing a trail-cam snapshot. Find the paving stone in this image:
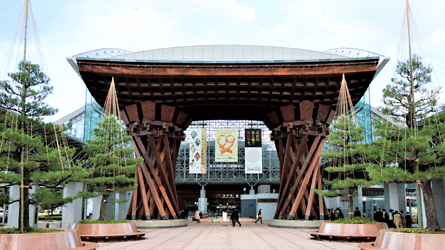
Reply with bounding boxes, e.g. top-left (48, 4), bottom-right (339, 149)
top-left (96, 221), bottom-right (361, 250)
